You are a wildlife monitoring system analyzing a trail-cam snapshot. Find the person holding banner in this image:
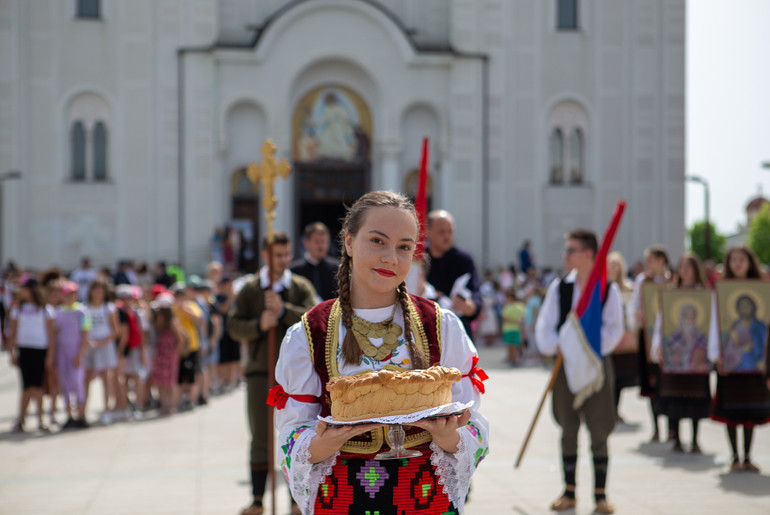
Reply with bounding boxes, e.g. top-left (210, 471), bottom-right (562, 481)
top-left (535, 230), bottom-right (623, 514)
top-left (228, 232), bottom-right (316, 515)
top-left (708, 245), bottom-right (770, 473)
top-left (270, 191), bottom-right (488, 514)
top-left (650, 253), bottom-right (712, 454)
